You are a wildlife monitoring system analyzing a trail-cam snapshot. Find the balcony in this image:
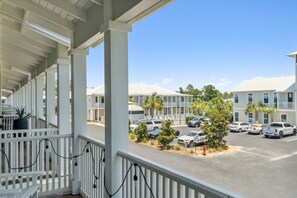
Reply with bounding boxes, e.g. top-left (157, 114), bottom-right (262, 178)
top-left (0, 0), bottom-right (239, 197)
top-left (278, 102), bottom-right (295, 110)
